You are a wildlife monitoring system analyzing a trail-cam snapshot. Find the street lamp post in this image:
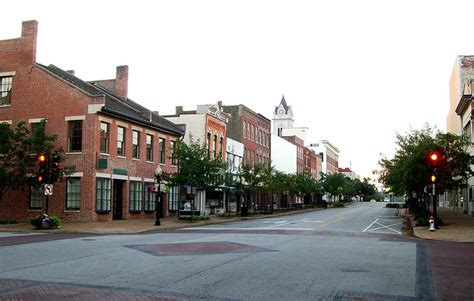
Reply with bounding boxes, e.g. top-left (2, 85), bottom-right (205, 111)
top-left (155, 166), bottom-right (163, 226)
